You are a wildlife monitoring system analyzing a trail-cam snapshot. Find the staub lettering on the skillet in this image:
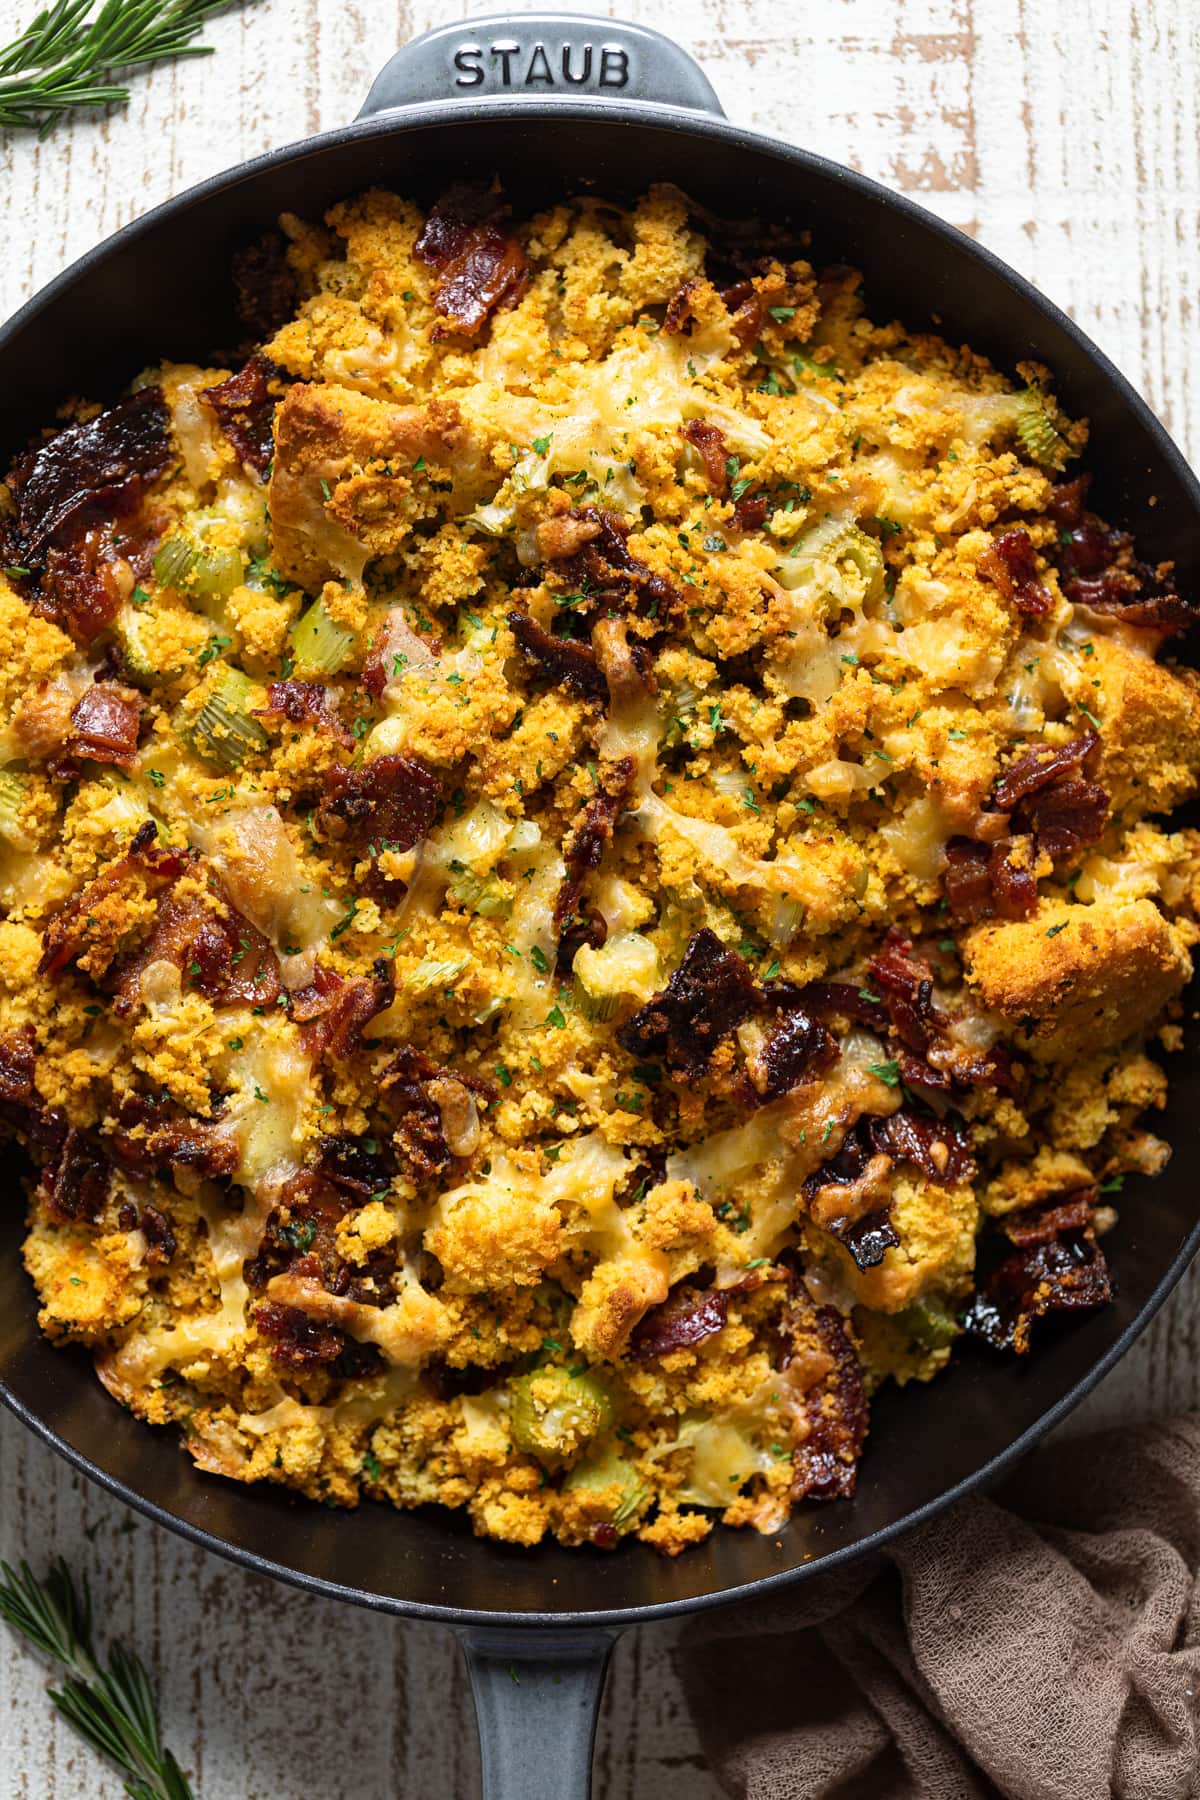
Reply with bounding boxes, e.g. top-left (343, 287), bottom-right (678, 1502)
top-left (452, 38), bottom-right (631, 91)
